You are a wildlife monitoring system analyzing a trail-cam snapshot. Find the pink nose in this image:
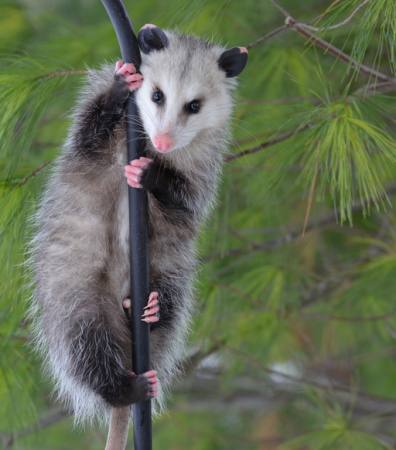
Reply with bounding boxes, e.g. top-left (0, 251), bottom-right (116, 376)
top-left (153, 133), bottom-right (173, 152)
